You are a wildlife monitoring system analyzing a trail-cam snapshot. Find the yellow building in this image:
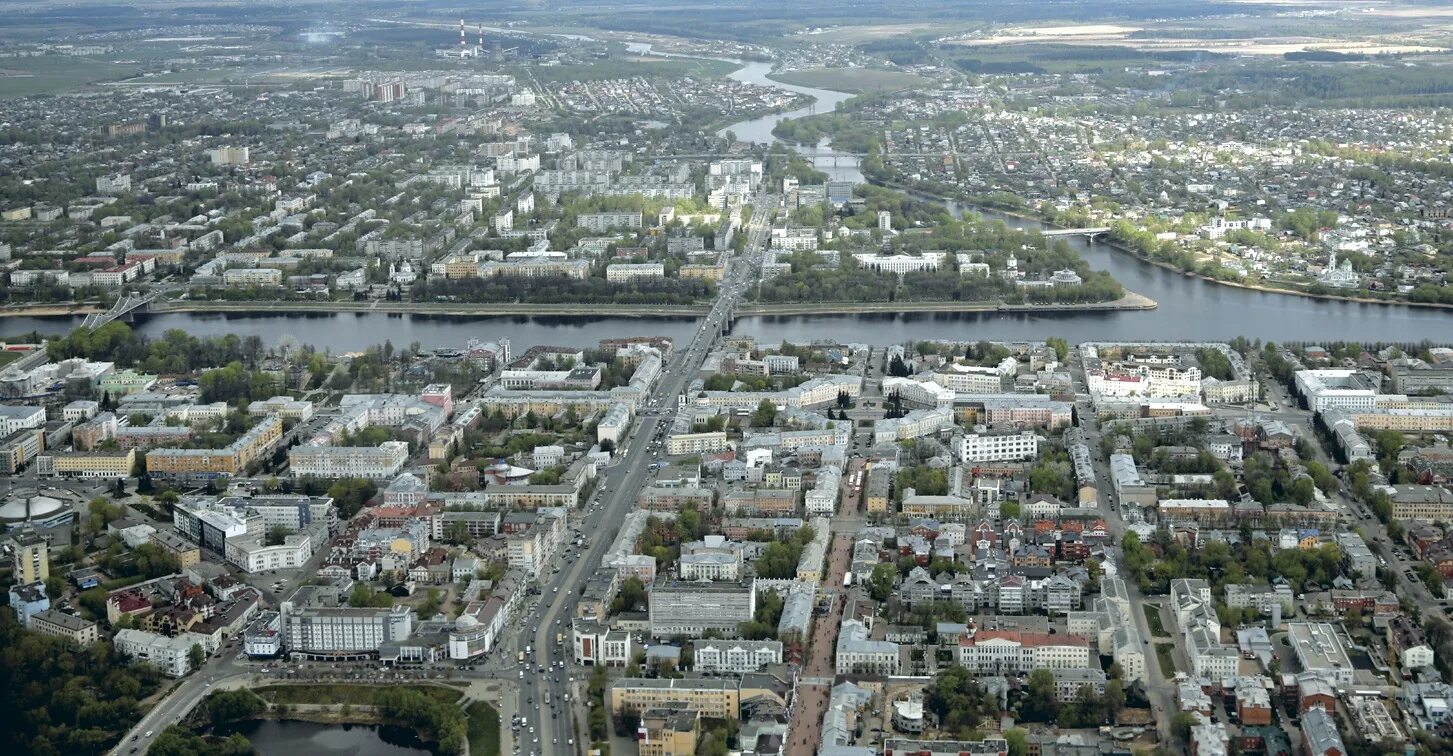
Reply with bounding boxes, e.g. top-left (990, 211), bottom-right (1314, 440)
top-left (678, 264), bottom-right (724, 283)
top-left (638, 709), bottom-right (699, 756)
top-left (445, 256), bottom-right (482, 279)
top-left (151, 530), bottom-right (201, 570)
top-left (147, 415), bottom-right (281, 479)
top-left (9, 529), bottom-right (49, 584)
top-left (865, 465), bottom-right (892, 514)
top-left (49, 449), bottom-right (136, 478)
top-left (608, 678), bottom-right (740, 719)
